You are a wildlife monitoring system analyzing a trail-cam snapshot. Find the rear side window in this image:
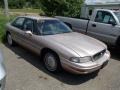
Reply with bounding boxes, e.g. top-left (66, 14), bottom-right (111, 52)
top-left (12, 17), bottom-right (25, 29)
